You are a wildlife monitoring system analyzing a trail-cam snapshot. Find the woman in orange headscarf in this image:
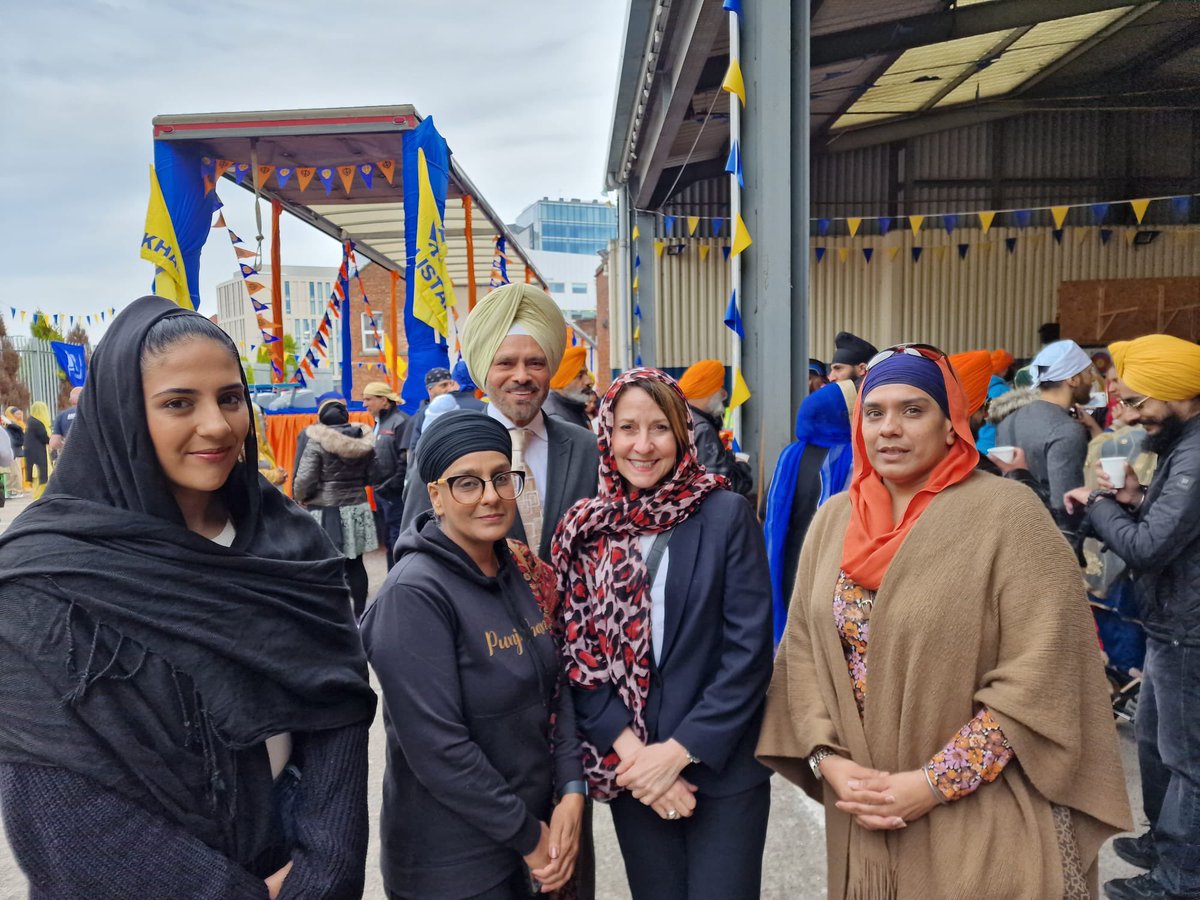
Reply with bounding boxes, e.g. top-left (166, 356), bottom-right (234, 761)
top-left (758, 344), bottom-right (1130, 899)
